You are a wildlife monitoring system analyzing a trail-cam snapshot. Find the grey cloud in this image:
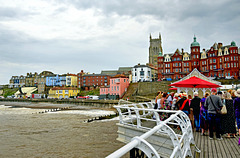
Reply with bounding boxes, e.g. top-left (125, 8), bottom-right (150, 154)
top-left (0, 7), bottom-right (37, 21)
top-left (56, 0), bottom-right (240, 23)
